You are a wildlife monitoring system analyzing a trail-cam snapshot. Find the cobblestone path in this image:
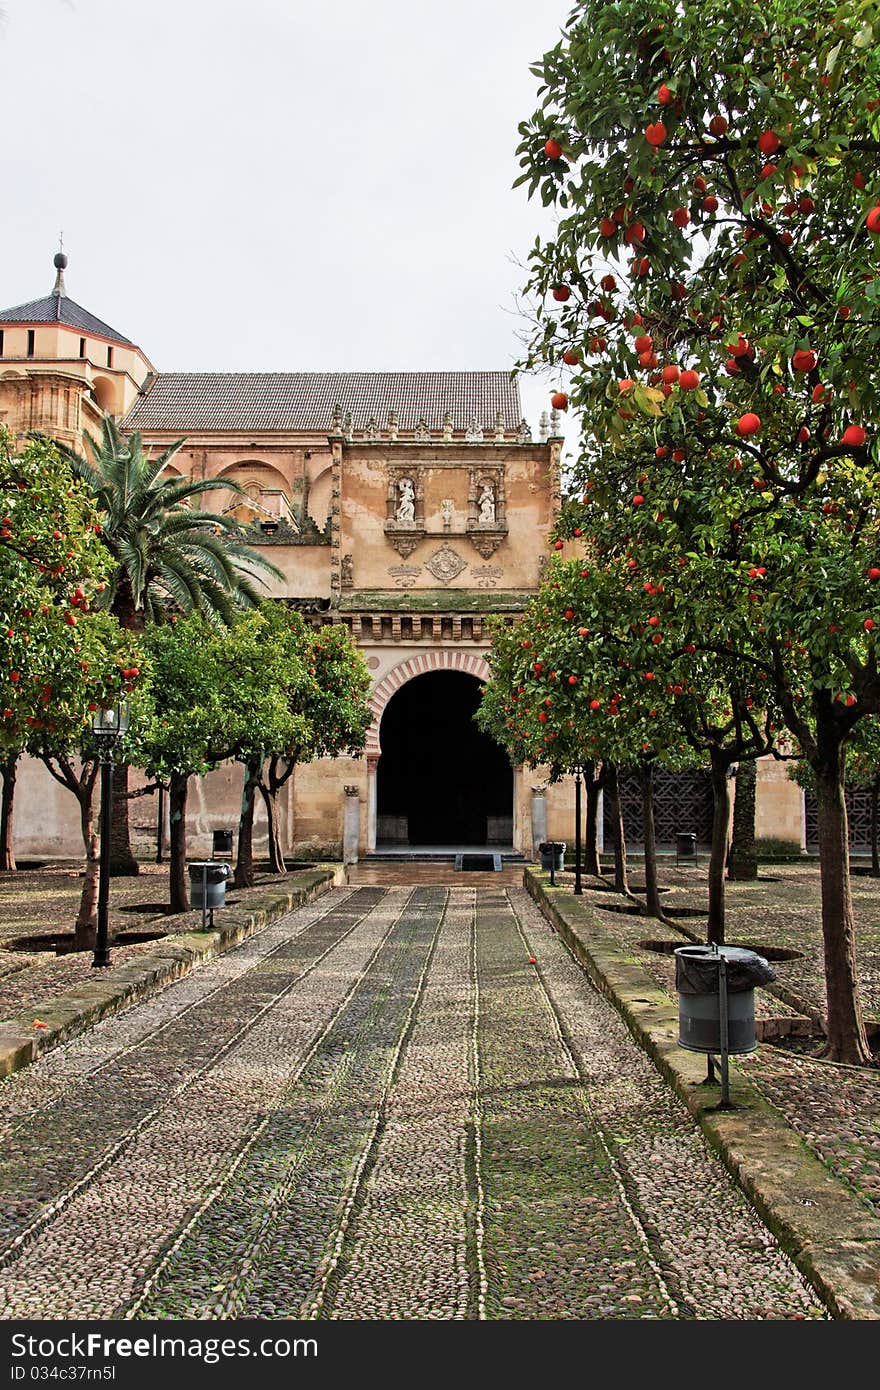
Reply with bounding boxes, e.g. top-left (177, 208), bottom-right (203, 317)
top-left (0, 886), bottom-right (825, 1320)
